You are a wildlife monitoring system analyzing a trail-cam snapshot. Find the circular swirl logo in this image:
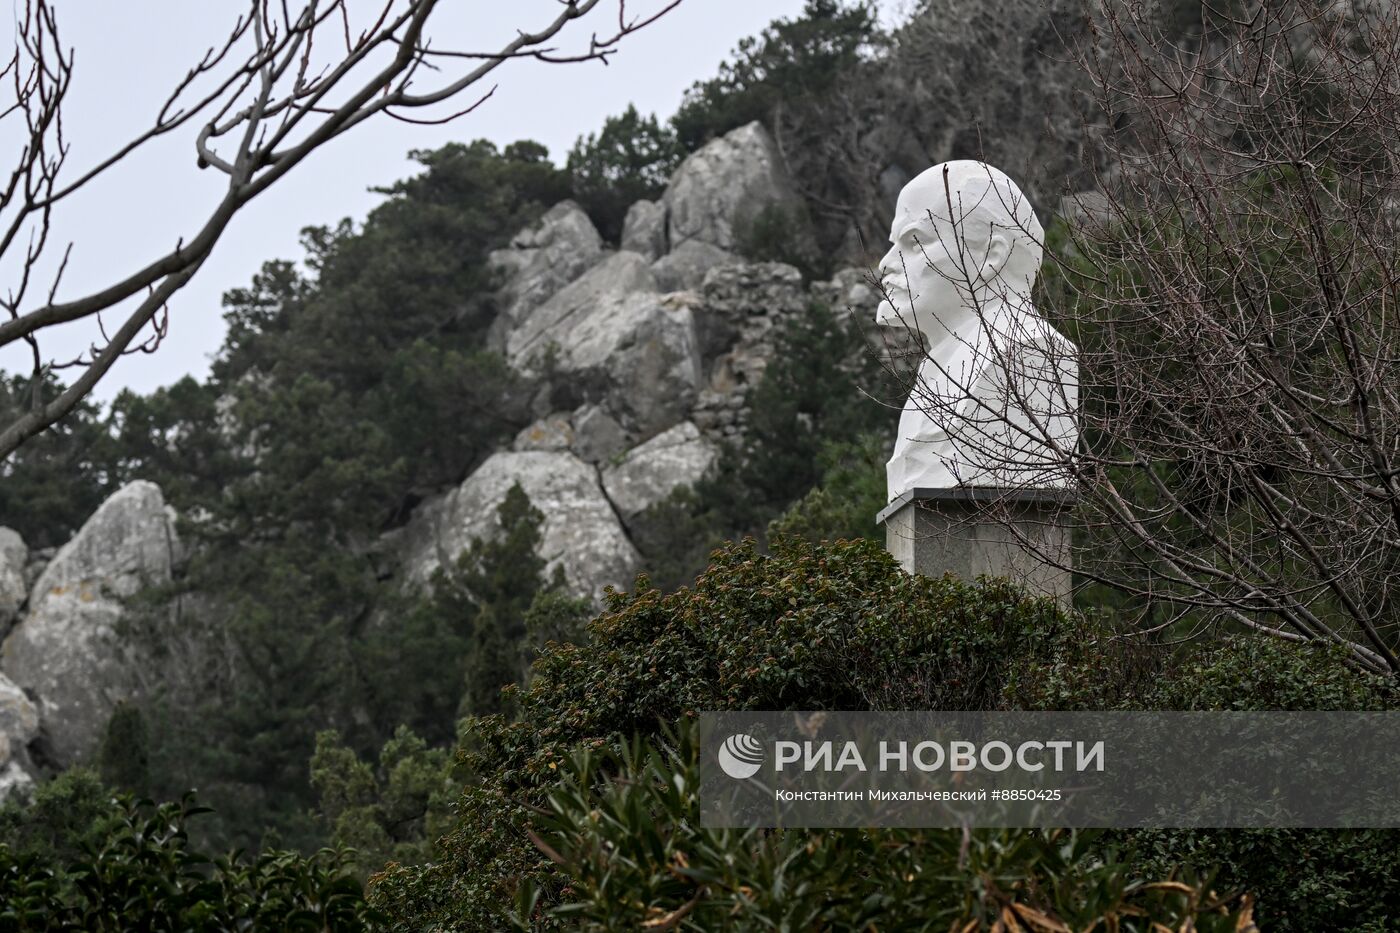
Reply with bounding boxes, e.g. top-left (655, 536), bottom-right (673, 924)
top-left (717, 733), bottom-right (765, 779)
